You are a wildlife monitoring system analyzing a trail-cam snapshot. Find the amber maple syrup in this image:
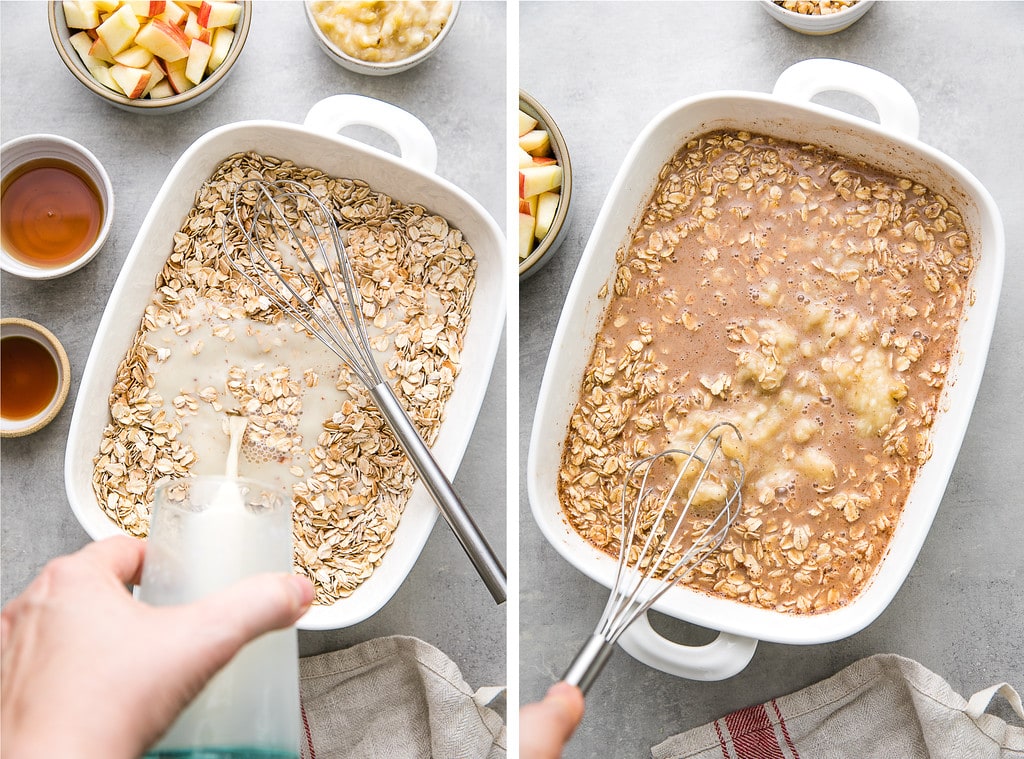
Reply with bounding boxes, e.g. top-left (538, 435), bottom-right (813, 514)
top-left (1, 158), bottom-right (103, 268)
top-left (1, 335), bottom-right (59, 420)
